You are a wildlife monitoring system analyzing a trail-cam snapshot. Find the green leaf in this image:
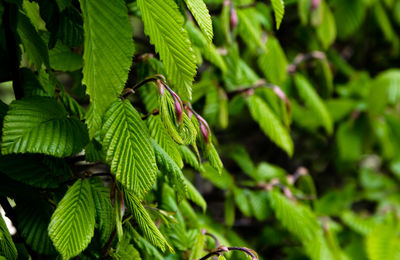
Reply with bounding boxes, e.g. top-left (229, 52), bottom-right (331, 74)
top-left (84, 135), bottom-right (104, 162)
top-left (89, 178), bottom-right (115, 246)
top-left (16, 200), bottom-right (56, 255)
top-left (22, 0), bottom-right (46, 31)
top-left (126, 223), bottom-right (164, 260)
top-left (0, 154), bottom-right (72, 188)
top-left (316, 3), bottom-right (336, 49)
top-left (101, 99), bottom-right (157, 198)
top-left (258, 37), bottom-right (288, 85)
top-left (58, 90), bottom-right (85, 120)
top-left (150, 138), bottom-right (187, 200)
top-left (269, 190), bottom-right (319, 242)
top-left (114, 234), bottom-right (141, 260)
top-left (137, 0), bottom-right (197, 100)
top-left (248, 190), bottom-right (270, 221)
top-left (184, 177), bottom-right (207, 212)
top-left (57, 7), bottom-right (84, 47)
top-left (204, 142), bottom-right (223, 174)
top-left (373, 1), bottom-right (398, 44)
top-left (237, 9), bottom-right (265, 51)
top-left (48, 179), bottom-right (96, 259)
top-left (123, 188), bottom-right (172, 252)
top-left (159, 93), bottom-right (184, 144)
top-left (294, 73), bottom-right (333, 135)
top-left (247, 94), bottom-right (293, 156)
top-left (202, 84), bottom-right (219, 126)
top-left (200, 163), bottom-right (234, 190)
top-left (366, 223), bottom-right (400, 260)
top-left (186, 23), bottom-right (227, 74)
top-left (49, 41), bottom-right (82, 71)
top-left (0, 214), bottom-right (17, 260)
top-left (1, 96), bottom-right (89, 157)
top-left (233, 188), bottom-right (252, 217)
top-left (79, 0), bottom-right (134, 136)
top-left (184, 0), bottom-right (213, 42)
top-left (368, 69), bottom-right (400, 114)
top-left (225, 191), bottom-right (235, 227)
top-left (337, 120), bottom-right (362, 162)
top-left (17, 12), bottom-right (49, 68)
top-left (147, 115), bottom-right (183, 169)
top-left (229, 146), bottom-right (256, 177)
top-left (341, 211), bottom-right (376, 236)
top-left (189, 230), bottom-right (206, 259)
top-left (331, 0), bottom-right (366, 39)
top-left (271, 0), bottom-right (285, 29)
top-left (178, 145), bottom-right (201, 171)
top-left (298, 0), bottom-right (310, 25)
top-left (20, 68), bottom-right (49, 97)
top-left (56, 0), bottom-right (71, 11)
